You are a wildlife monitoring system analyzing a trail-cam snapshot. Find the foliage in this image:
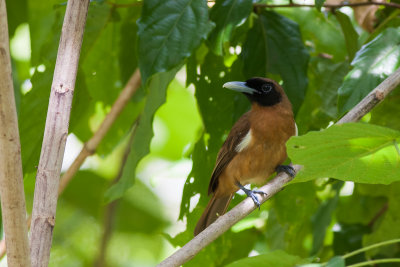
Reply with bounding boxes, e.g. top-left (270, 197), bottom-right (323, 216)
top-left (5, 0), bottom-right (400, 266)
